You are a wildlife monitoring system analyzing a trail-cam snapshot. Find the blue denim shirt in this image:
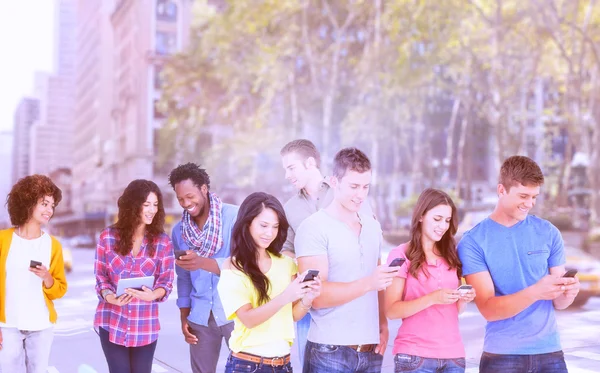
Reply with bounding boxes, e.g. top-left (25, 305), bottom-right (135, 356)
top-left (172, 203), bottom-right (239, 327)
